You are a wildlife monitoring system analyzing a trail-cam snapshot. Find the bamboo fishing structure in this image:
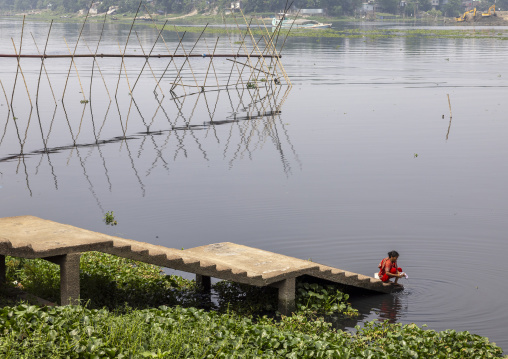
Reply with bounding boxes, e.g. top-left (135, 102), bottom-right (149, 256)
top-left (0, 0), bottom-right (294, 154)
top-left (0, 1), bottom-right (291, 94)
